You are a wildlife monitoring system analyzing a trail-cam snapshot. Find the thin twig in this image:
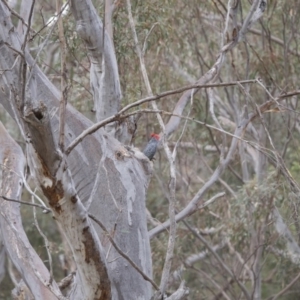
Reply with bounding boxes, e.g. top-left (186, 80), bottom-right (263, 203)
top-left (0, 195), bottom-right (51, 213)
top-left (268, 271), bottom-right (300, 300)
top-left (26, 2), bottom-right (69, 84)
top-left (148, 90), bottom-right (300, 238)
top-left (65, 79), bottom-right (258, 155)
top-left (222, 0), bottom-right (234, 47)
top-left (56, 0), bottom-right (68, 153)
top-left (149, 111), bottom-right (251, 238)
top-left (142, 22), bottom-right (159, 55)
top-left (66, 106), bottom-right (278, 165)
top-left (32, 196), bottom-right (53, 281)
top-left (21, 0), bottom-right (35, 52)
top-left (19, 0), bottom-right (35, 111)
top-left (0, 163), bottom-right (49, 210)
top-left (88, 213), bottom-right (159, 291)
top-left (208, 88), bottom-right (226, 159)
top-left (193, 267), bottom-right (231, 300)
top-left (1, 0), bottom-right (29, 29)
top-left (3, 42), bottom-right (25, 59)
top-left (165, 280), bottom-right (189, 300)
top-left (0, 55), bottom-right (20, 73)
top-left (173, 89), bottom-right (194, 158)
top-left (182, 219), bottom-right (251, 300)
